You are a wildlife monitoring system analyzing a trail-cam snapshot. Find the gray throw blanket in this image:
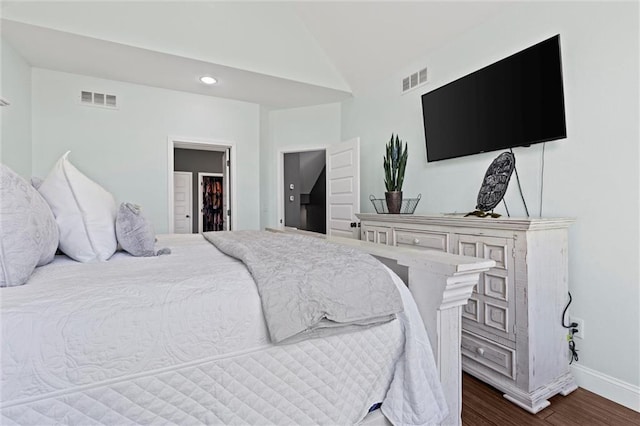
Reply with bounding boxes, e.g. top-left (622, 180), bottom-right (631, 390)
top-left (203, 231), bottom-right (404, 344)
